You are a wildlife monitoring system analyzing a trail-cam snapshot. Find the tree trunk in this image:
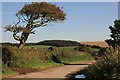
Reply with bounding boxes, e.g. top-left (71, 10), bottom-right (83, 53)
top-left (18, 40), bottom-right (26, 49)
top-left (18, 33), bottom-right (29, 48)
